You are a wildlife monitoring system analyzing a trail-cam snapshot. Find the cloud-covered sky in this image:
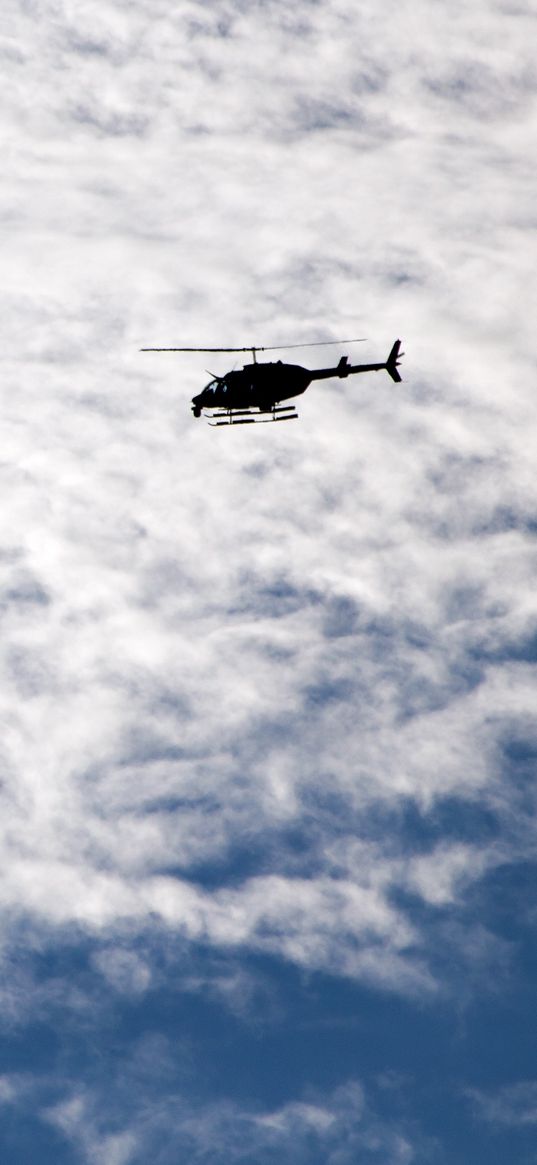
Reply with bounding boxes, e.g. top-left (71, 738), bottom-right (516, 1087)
top-left (2, 0), bottom-right (537, 1161)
